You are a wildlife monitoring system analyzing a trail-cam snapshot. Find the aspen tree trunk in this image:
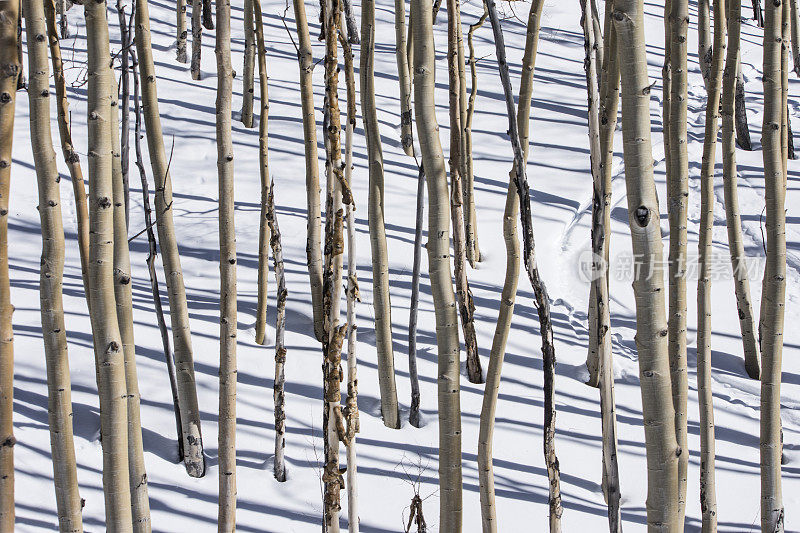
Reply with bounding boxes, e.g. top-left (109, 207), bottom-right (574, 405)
top-left (341, 0), bottom-right (358, 43)
top-left (57, 0), bottom-right (67, 38)
top-left (478, 2), bottom-right (543, 527)
top-left (753, 0), bottom-right (765, 26)
top-left (407, 164), bottom-right (424, 428)
top-left (465, 6), bottom-right (487, 232)
top-left (361, 0), bottom-right (401, 426)
top-left (0, 0), bottom-right (17, 527)
top-left (586, 0), bottom-right (621, 391)
top-left (135, 0), bottom-right (206, 476)
top-left (485, 2), bottom-right (563, 529)
top-left (322, 2), bottom-right (346, 531)
top-left (23, 2), bottom-right (84, 529)
top-left (131, 50), bottom-right (185, 459)
top-left (697, 0), bottom-right (725, 528)
top-left (581, 2), bottom-right (622, 529)
top-left (44, 0), bottom-right (91, 310)
top-left (456, 2), bottom-right (478, 266)
top-left (395, 0), bottom-right (414, 156)
top-left (254, 0), bottom-right (270, 347)
top-left (110, 66), bottom-right (151, 533)
top-left (699, 0), bottom-right (711, 92)
top-left (590, 0), bottom-right (604, 75)
top-left (177, 0), bottom-right (188, 62)
top-left (191, 0), bottom-right (202, 80)
top-left (412, 0), bottom-right (463, 528)
top-left (293, 0), bottom-right (325, 342)
top-left (666, 0), bottom-right (690, 521)
top-left (447, 0), bottom-right (481, 385)
top-left (613, 0), bottom-right (681, 529)
top-left (118, 0), bottom-right (132, 231)
top-left (215, 0), bottom-right (237, 529)
top-left (240, 0), bottom-right (255, 128)
top-left (760, 1), bottom-right (787, 530)
top-left (722, 0), bottom-right (760, 380)
top-left (340, 31), bottom-right (359, 530)
top-left (790, 0), bottom-right (799, 75)
top-left (202, 0), bottom-right (213, 28)
top-left (85, 1), bottom-right (134, 528)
